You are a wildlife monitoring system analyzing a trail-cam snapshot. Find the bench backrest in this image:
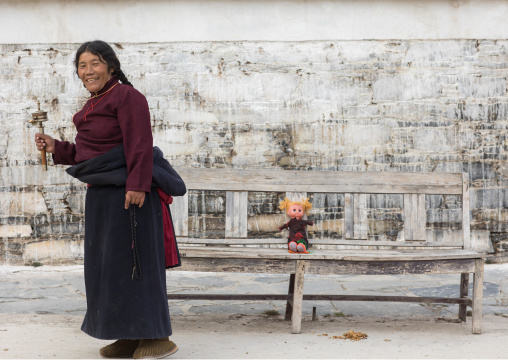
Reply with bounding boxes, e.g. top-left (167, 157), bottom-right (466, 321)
top-left (170, 168), bottom-right (471, 250)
